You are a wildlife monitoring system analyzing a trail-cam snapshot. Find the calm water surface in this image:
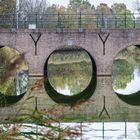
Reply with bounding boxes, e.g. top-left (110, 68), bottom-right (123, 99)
top-left (47, 49), bottom-right (92, 96)
top-left (112, 45), bottom-right (140, 95)
top-left (1, 122), bottom-right (140, 139)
